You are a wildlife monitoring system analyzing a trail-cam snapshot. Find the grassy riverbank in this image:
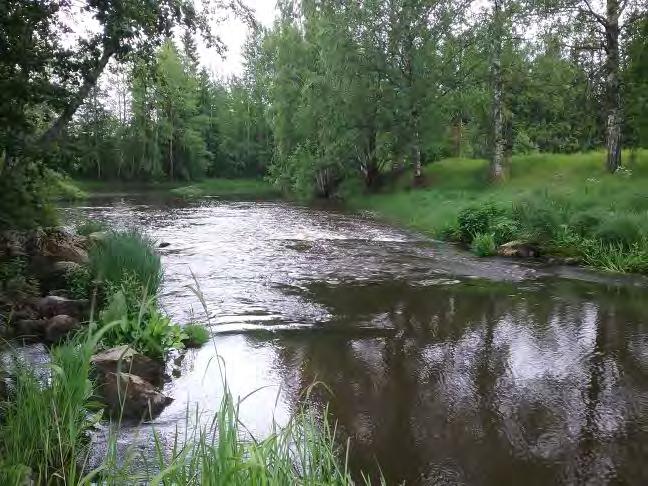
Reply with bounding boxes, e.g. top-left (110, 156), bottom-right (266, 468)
top-left (76, 178), bottom-right (278, 199)
top-left (351, 150), bottom-right (648, 273)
